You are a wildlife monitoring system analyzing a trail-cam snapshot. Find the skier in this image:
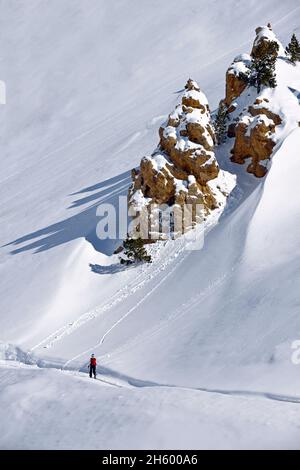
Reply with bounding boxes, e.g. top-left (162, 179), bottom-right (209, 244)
top-left (88, 354), bottom-right (97, 379)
